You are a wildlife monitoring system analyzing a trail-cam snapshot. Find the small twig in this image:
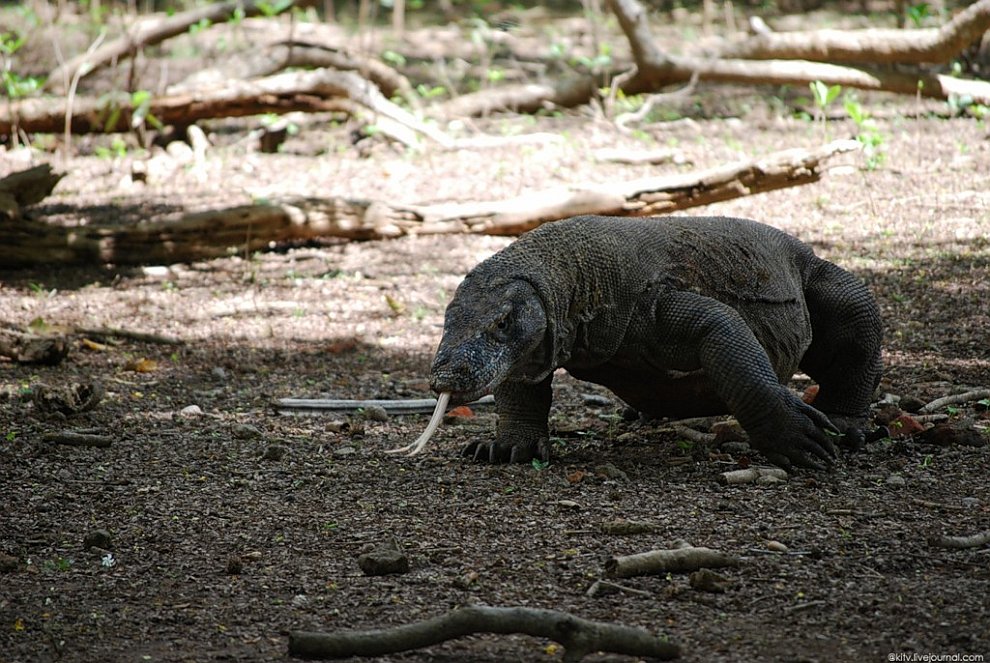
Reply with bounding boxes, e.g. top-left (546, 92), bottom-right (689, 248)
top-left (911, 498), bottom-right (968, 512)
top-left (606, 546), bottom-right (740, 578)
top-left (586, 579), bottom-right (653, 598)
top-left (670, 424), bottom-right (715, 445)
top-left (43, 432), bottom-right (113, 448)
top-left (76, 326), bottom-right (184, 345)
top-left (614, 71), bottom-right (699, 135)
top-left (914, 414), bottom-right (950, 423)
top-left (919, 388), bottom-right (990, 414)
top-left (783, 600), bottom-right (826, 614)
top-left (287, 605), bottom-right (679, 661)
top-left (932, 531), bottom-right (990, 550)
